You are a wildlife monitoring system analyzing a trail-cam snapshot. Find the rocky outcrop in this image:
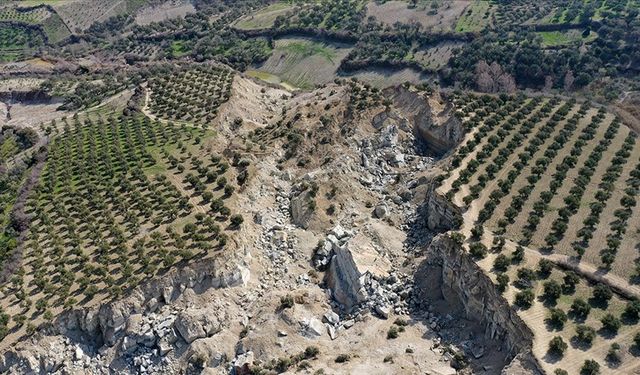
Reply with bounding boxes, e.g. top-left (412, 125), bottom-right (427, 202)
top-left (324, 227), bottom-right (367, 310)
top-left (387, 86), bottom-right (464, 156)
top-left (174, 309), bottom-right (225, 344)
top-left (0, 259), bottom-right (249, 374)
top-left (425, 234), bottom-right (541, 373)
top-left (424, 185), bottom-right (462, 232)
top-left (289, 189), bottom-right (314, 229)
